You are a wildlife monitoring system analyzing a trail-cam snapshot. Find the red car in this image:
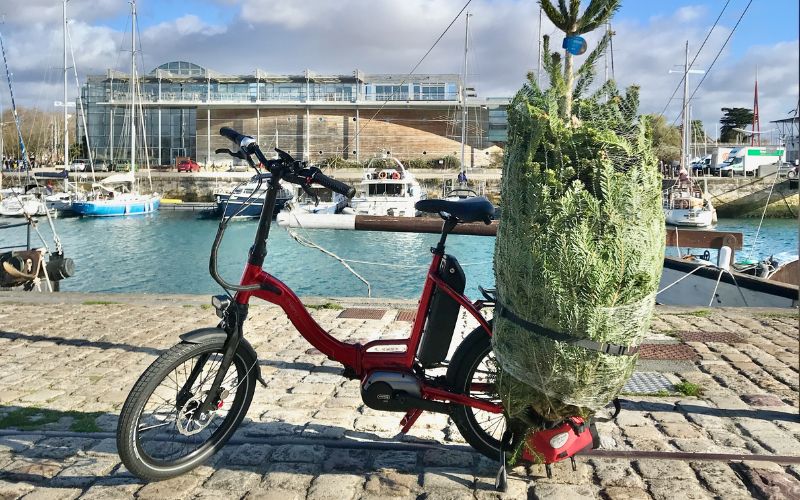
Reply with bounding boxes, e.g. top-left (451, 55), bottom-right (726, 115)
top-left (177, 159), bottom-right (200, 172)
